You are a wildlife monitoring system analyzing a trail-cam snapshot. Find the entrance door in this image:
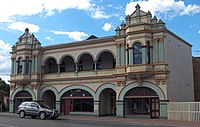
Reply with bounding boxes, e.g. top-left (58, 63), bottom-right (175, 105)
top-left (150, 98), bottom-right (159, 119)
top-left (61, 99), bottom-right (73, 115)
